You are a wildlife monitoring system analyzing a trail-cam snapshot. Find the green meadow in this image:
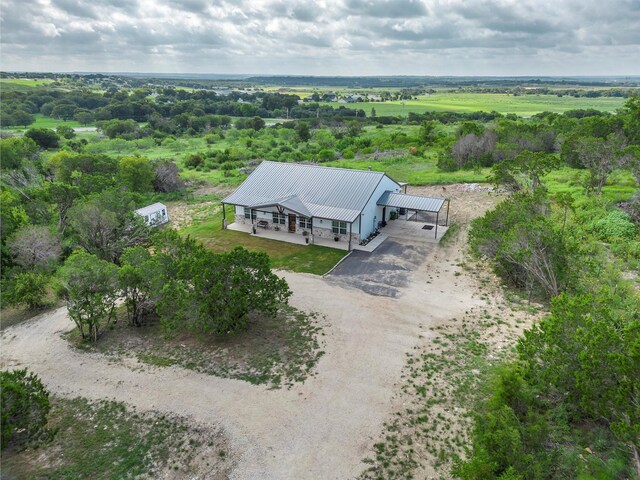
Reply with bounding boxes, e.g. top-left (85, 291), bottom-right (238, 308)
top-left (327, 93), bottom-right (626, 116)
